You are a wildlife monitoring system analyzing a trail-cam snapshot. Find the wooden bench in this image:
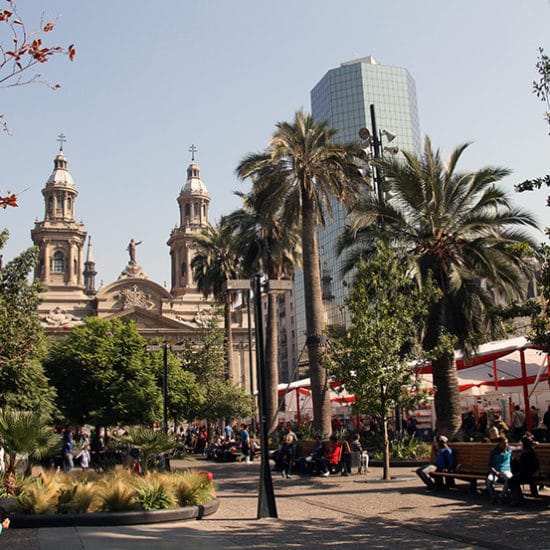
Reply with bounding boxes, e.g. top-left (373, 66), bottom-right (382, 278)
top-left (428, 442), bottom-right (550, 496)
top-left (291, 439), bottom-right (343, 475)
